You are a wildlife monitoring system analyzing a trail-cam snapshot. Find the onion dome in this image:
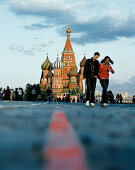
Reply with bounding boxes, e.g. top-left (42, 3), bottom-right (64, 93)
top-left (68, 66), bottom-right (78, 77)
top-left (41, 54), bottom-right (52, 70)
top-left (66, 25), bottom-right (71, 33)
top-left (46, 71), bottom-right (53, 78)
top-left (80, 54), bottom-right (86, 67)
top-left (53, 56), bottom-right (63, 69)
